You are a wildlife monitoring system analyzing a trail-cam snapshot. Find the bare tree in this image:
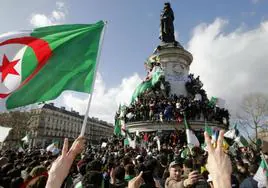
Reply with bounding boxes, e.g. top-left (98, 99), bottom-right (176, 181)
top-left (237, 92), bottom-right (268, 144)
top-left (0, 111), bottom-right (31, 146)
